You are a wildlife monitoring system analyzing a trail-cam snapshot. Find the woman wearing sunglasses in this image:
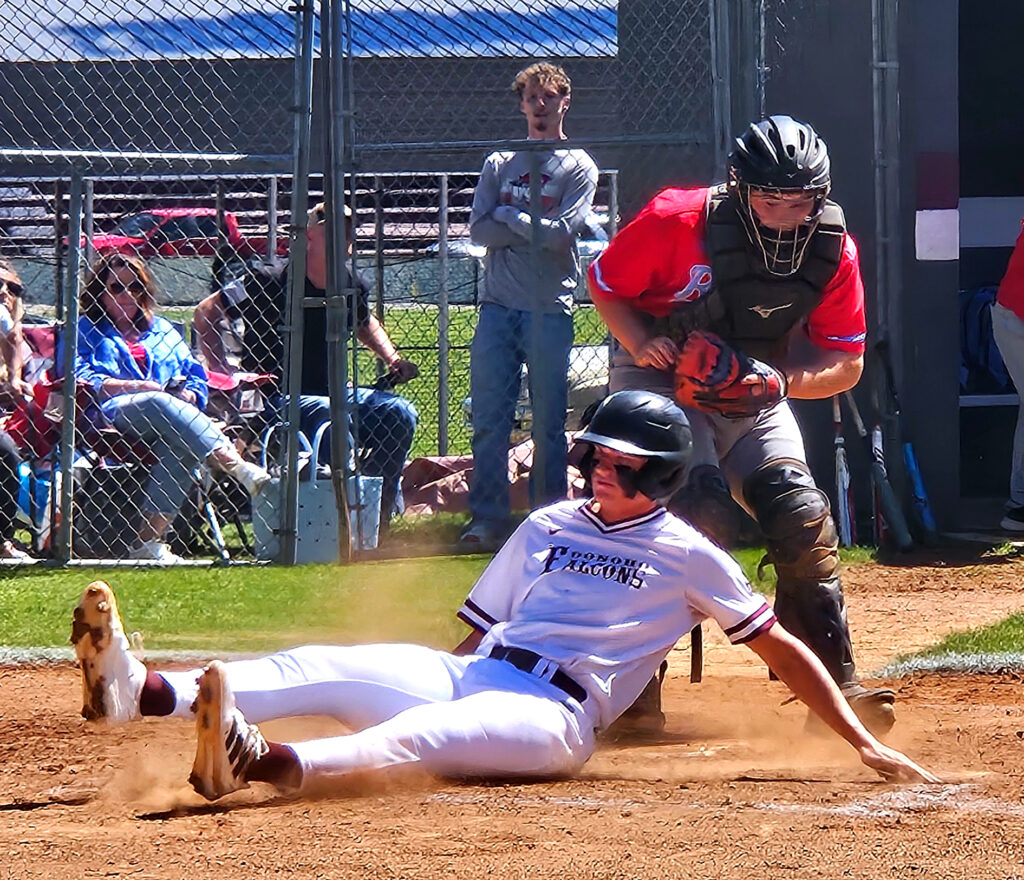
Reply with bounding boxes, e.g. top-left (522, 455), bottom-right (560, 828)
top-left (0, 260), bottom-right (31, 559)
top-left (75, 254), bottom-right (271, 563)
